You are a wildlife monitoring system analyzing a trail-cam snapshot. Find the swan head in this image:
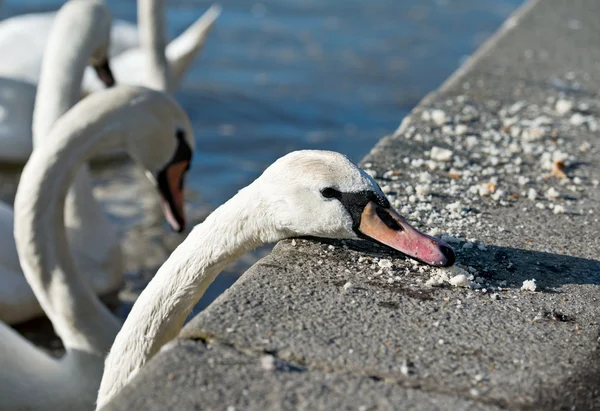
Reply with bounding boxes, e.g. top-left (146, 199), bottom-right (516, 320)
top-left (118, 88), bottom-right (196, 233)
top-left (257, 150), bottom-right (455, 267)
top-left (59, 0), bottom-right (115, 87)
